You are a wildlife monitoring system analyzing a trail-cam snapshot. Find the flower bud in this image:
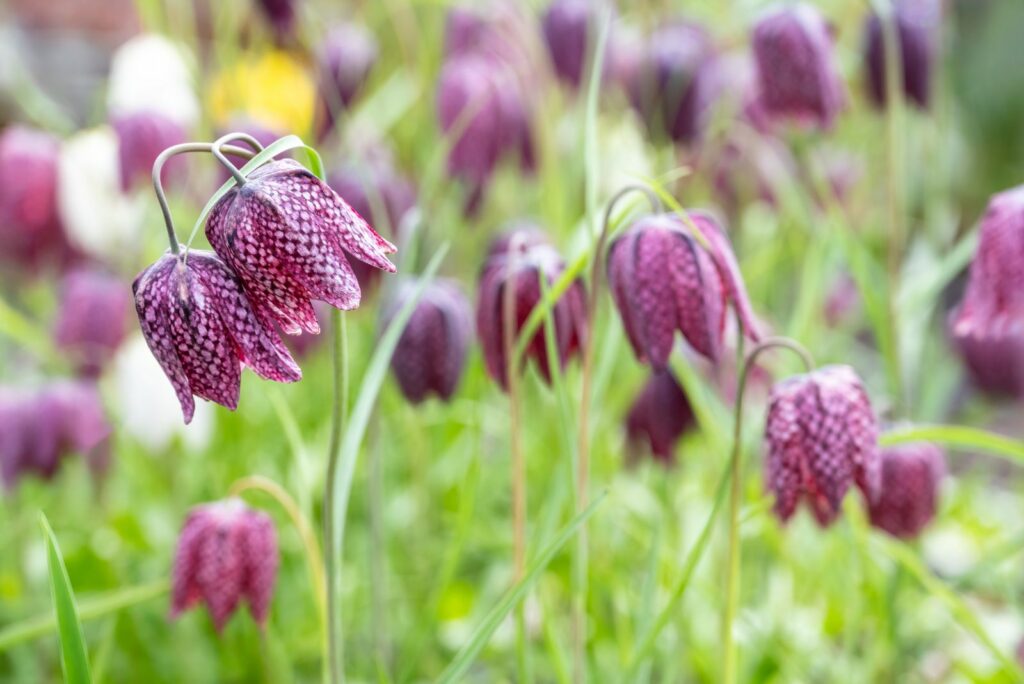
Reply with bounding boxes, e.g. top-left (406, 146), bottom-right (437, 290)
top-left (316, 23), bottom-right (379, 139)
top-left (867, 443), bottom-right (945, 538)
top-left (863, 0), bottom-right (938, 110)
top-left (54, 268), bottom-right (131, 377)
top-left (625, 369), bottom-right (695, 465)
